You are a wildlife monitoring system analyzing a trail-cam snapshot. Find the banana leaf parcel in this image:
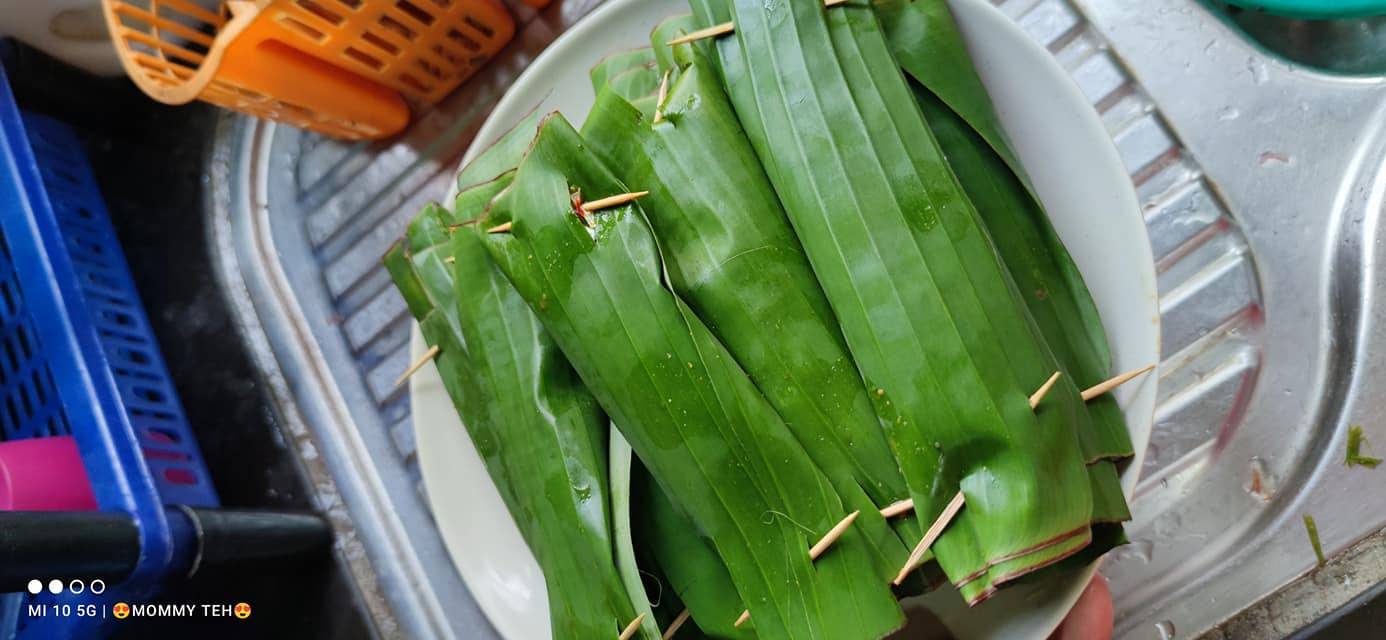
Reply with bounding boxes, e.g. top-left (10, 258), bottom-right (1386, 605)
top-left (880, 0), bottom-right (1132, 531)
top-left (882, 0), bottom-right (1135, 467)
